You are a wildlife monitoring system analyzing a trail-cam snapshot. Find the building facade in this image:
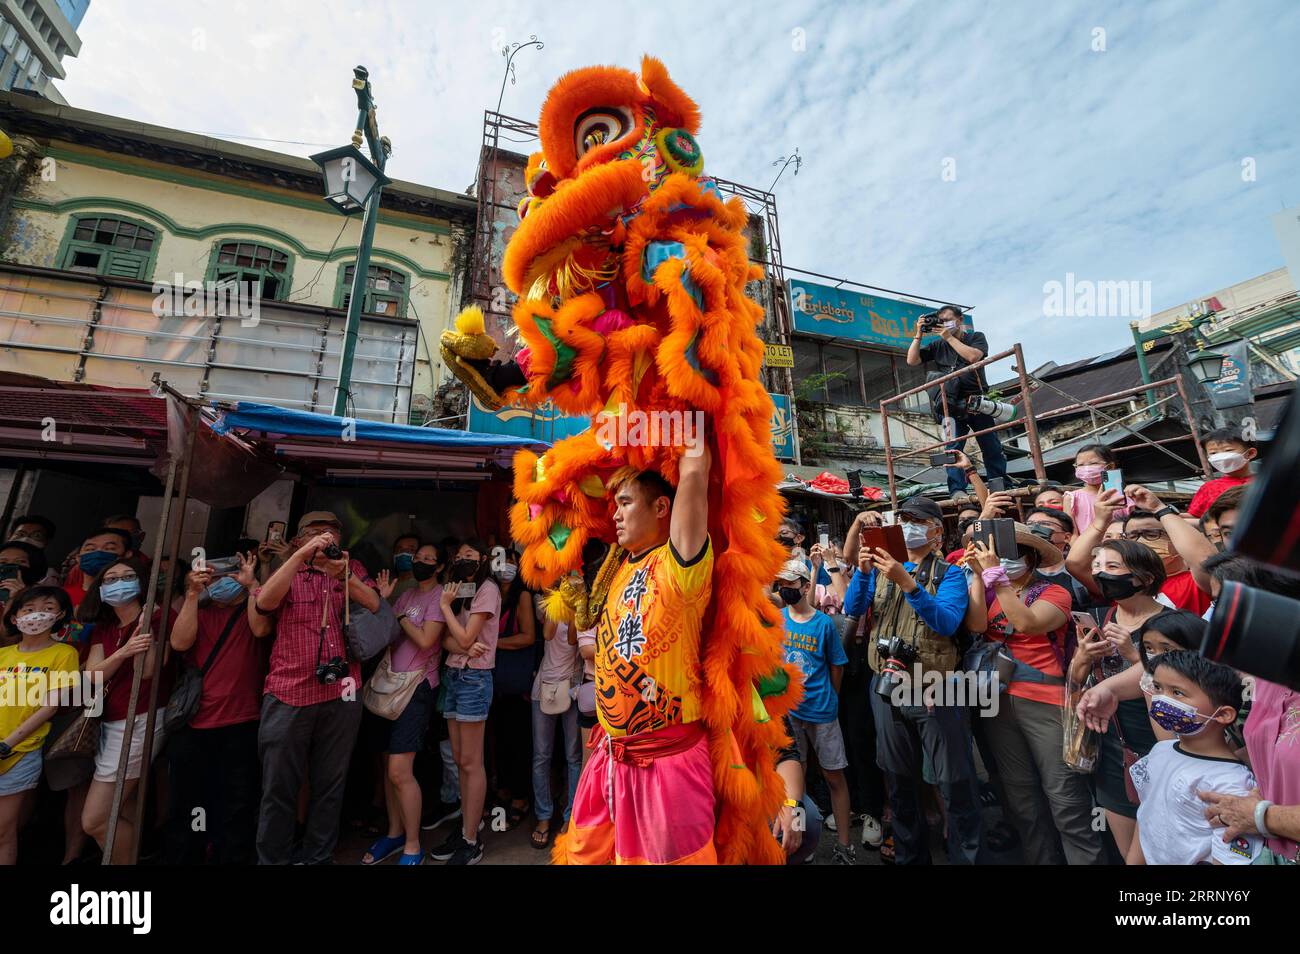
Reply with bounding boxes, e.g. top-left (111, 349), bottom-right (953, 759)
top-left (0, 90), bottom-right (475, 422)
top-left (0, 0), bottom-right (85, 102)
